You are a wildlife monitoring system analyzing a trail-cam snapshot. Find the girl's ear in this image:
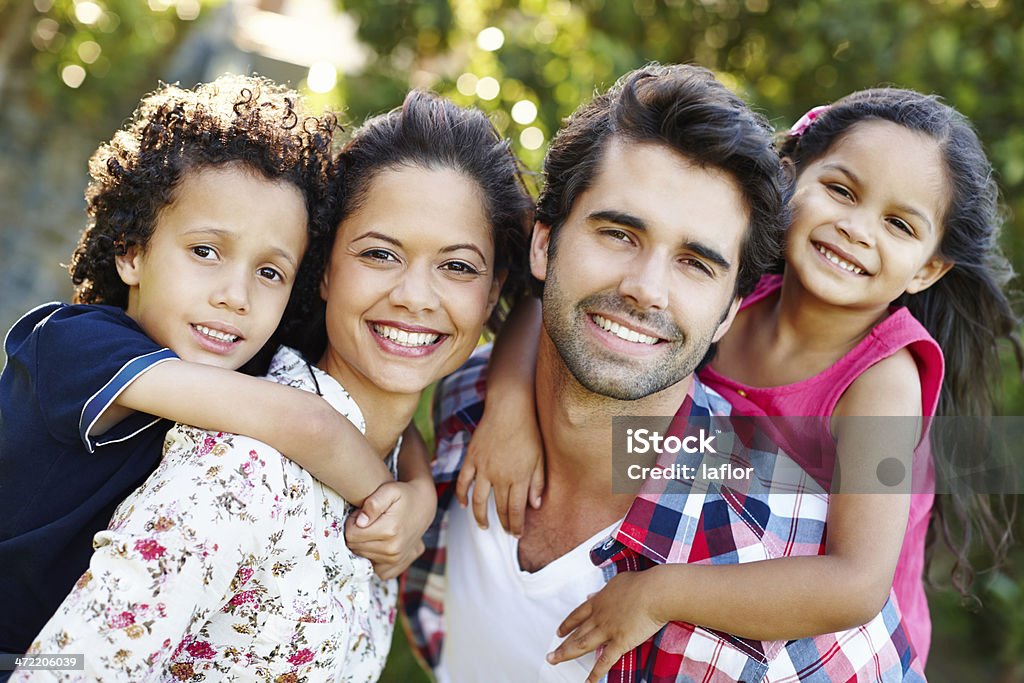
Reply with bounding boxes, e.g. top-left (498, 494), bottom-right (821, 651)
top-left (906, 257), bottom-right (954, 295)
top-left (781, 156), bottom-right (797, 185)
top-left (115, 244), bottom-right (143, 286)
top-left (529, 221), bottom-right (551, 282)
